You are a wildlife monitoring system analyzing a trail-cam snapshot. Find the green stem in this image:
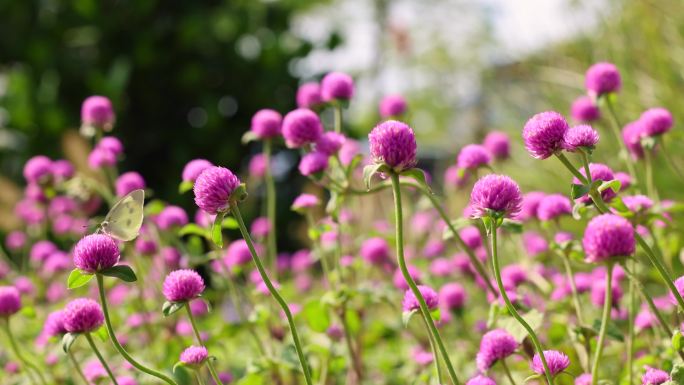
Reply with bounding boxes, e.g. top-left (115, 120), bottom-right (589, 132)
top-left (195, 370), bottom-right (208, 385)
top-left (421, 314), bottom-right (444, 385)
top-left (85, 333), bottom-right (120, 385)
top-left (489, 223), bottom-right (553, 385)
top-left (626, 262), bottom-right (635, 385)
top-left (69, 351), bottom-right (90, 385)
top-left (231, 205), bottom-right (314, 385)
top-left (340, 307), bottom-right (363, 383)
top-left (333, 105), bottom-right (342, 134)
top-left (185, 305), bottom-right (224, 385)
top-left (95, 274), bottom-right (178, 385)
top-left (591, 263), bottom-right (613, 385)
top-left (560, 254), bottom-right (586, 326)
top-left (604, 97), bottom-right (639, 186)
top-left (643, 149), bottom-right (659, 202)
top-left (390, 172), bottom-right (461, 385)
top-left (2, 320), bottom-right (47, 385)
top-left (501, 359), bottom-right (517, 385)
top-left (556, 153), bottom-right (588, 184)
top-left (263, 139), bottom-right (278, 277)
top-left (579, 150), bottom-right (593, 183)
